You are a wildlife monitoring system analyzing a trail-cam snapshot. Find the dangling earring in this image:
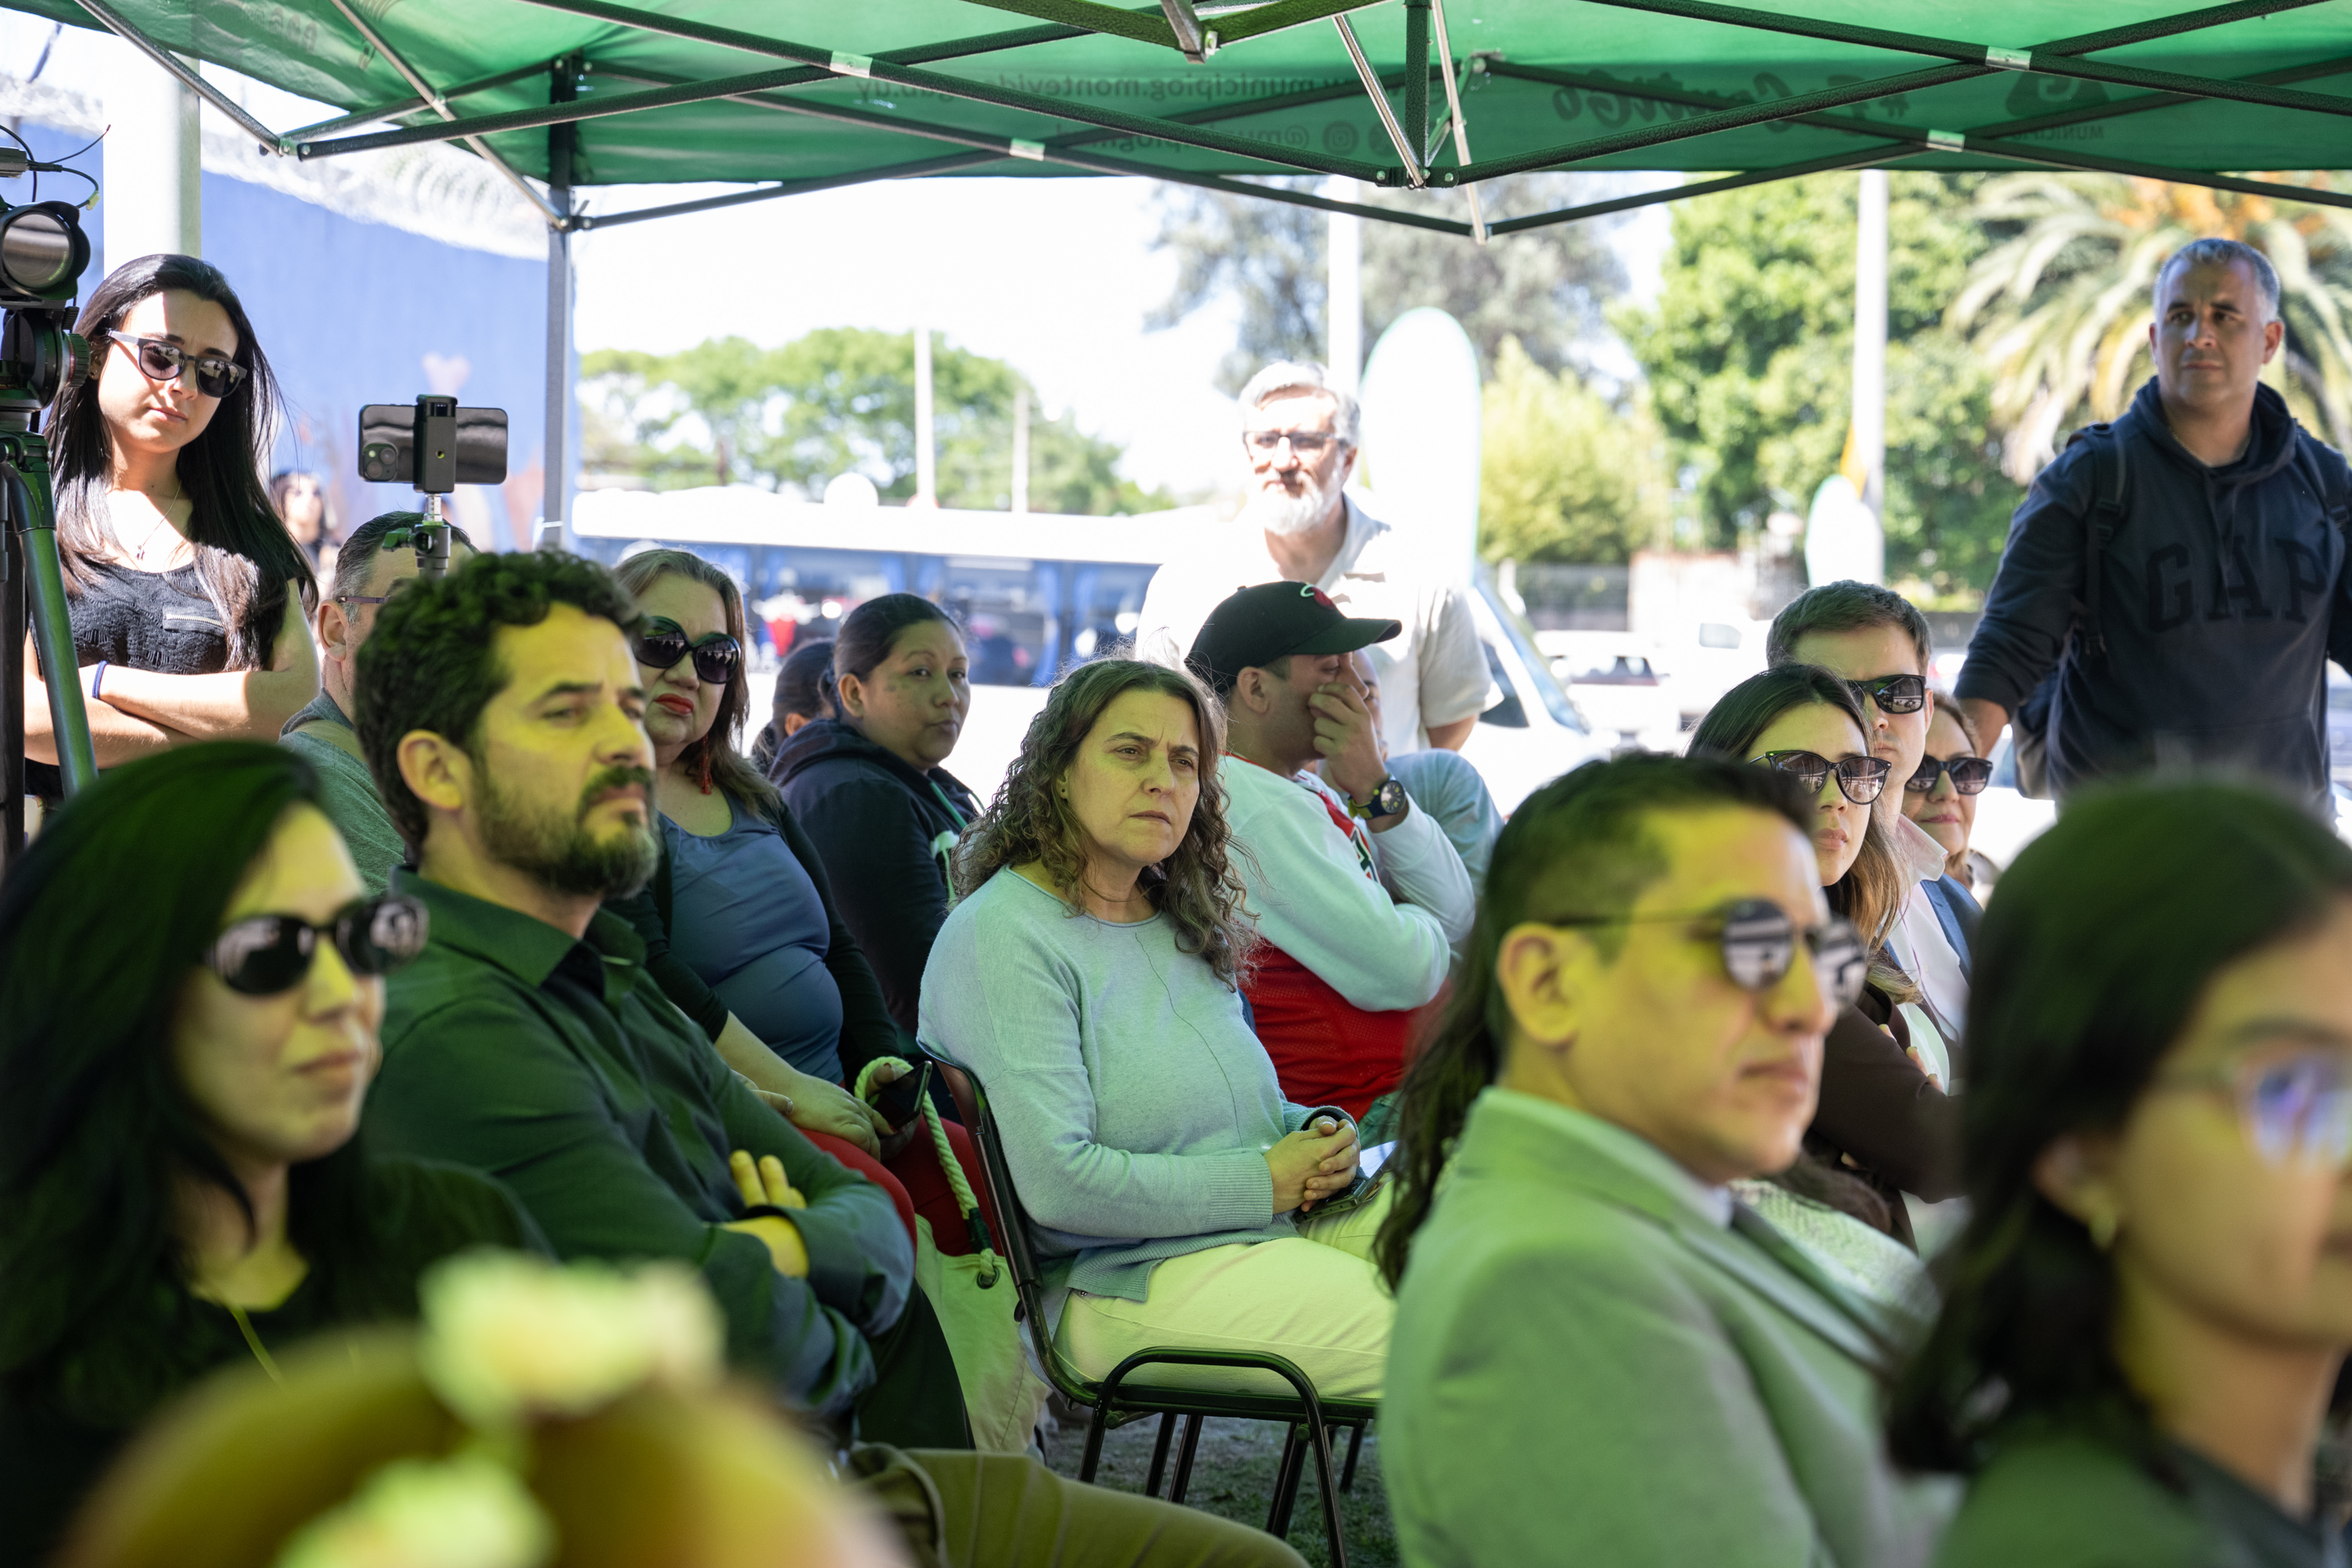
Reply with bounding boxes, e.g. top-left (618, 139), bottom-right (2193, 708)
top-left (2088, 1207), bottom-right (2119, 1251)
